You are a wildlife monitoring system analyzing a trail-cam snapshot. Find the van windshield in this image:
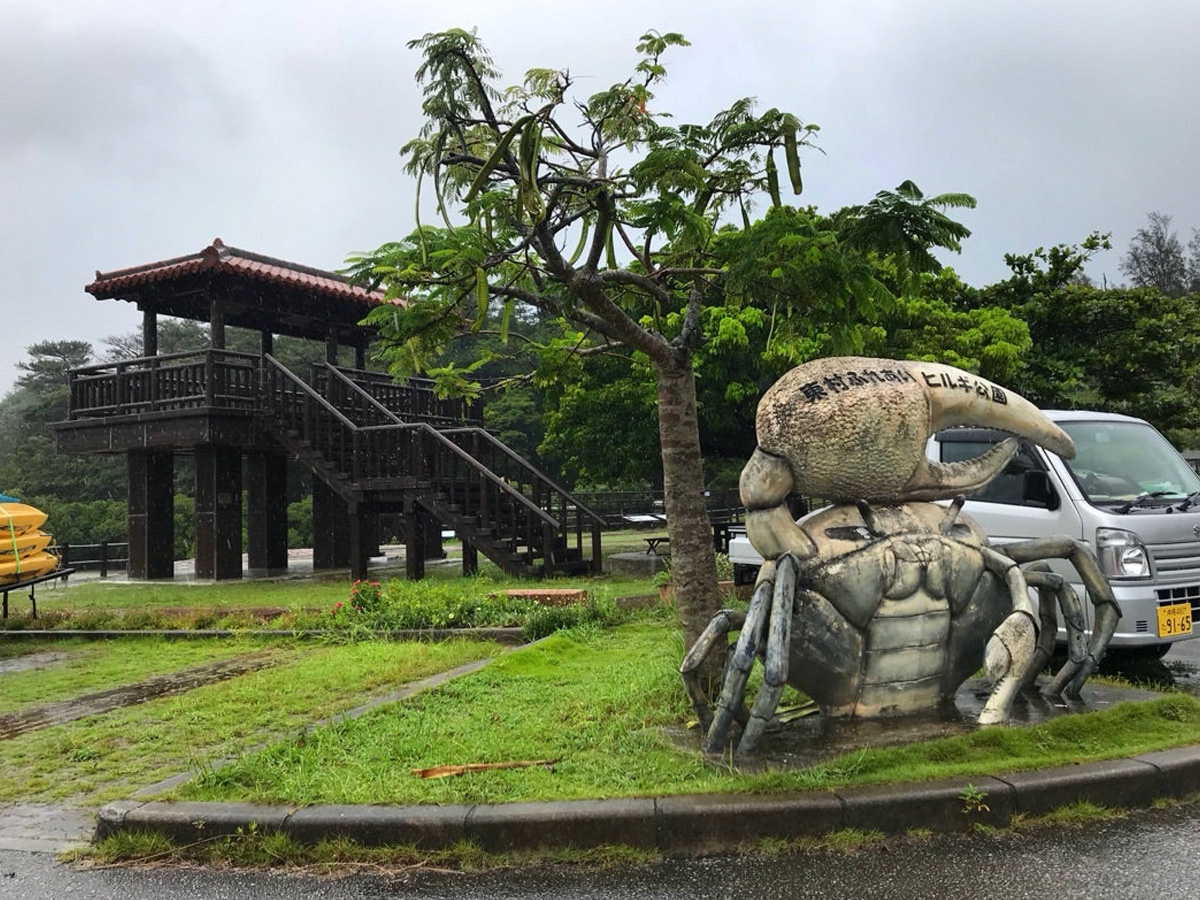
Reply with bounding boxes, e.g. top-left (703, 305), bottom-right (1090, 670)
top-left (1059, 419), bottom-right (1200, 505)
